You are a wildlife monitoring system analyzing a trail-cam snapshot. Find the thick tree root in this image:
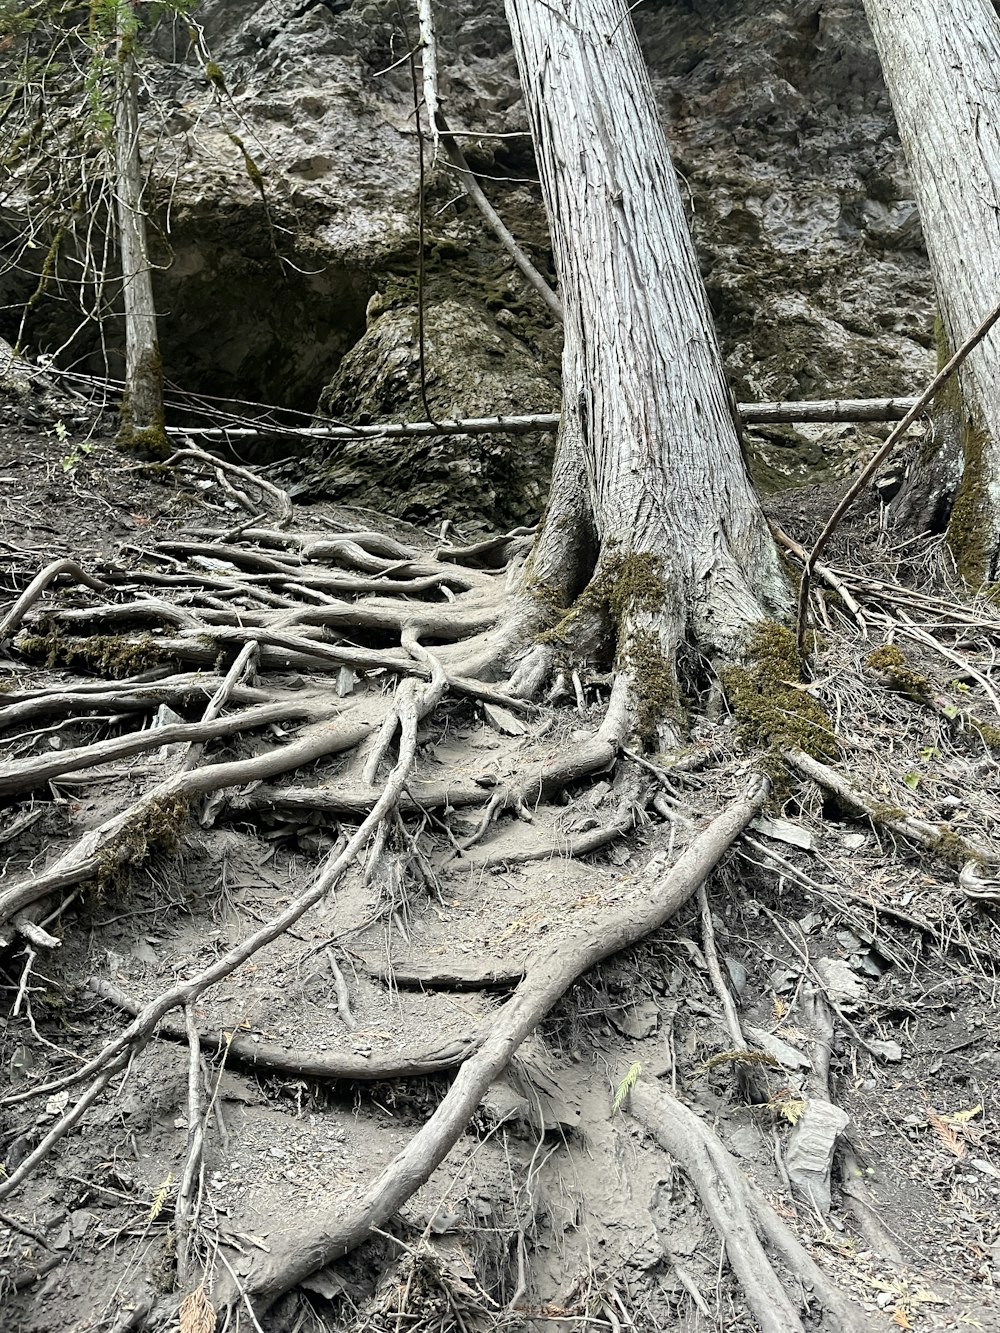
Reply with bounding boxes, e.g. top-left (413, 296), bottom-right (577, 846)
top-left (0, 701), bottom-right (385, 929)
top-left (88, 978), bottom-right (482, 1080)
top-left (786, 747), bottom-right (998, 868)
top-left (208, 778), bottom-right (767, 1317)
top-left (0, 656), bottom-right (447, 1200)
top-left (628, 1077), bottom-right (868, 1332)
